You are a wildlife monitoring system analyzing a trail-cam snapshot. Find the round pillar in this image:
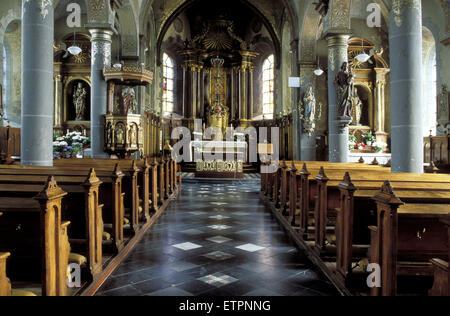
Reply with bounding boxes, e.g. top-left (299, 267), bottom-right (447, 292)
top-left (89, 29), bottom-right (113, 158)
top-left (21, 0), bottom-right (54, 166)
top-left (327, 34), bottom-right (351, 163)
top-left (389, 0), bottom-right (423, 173)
